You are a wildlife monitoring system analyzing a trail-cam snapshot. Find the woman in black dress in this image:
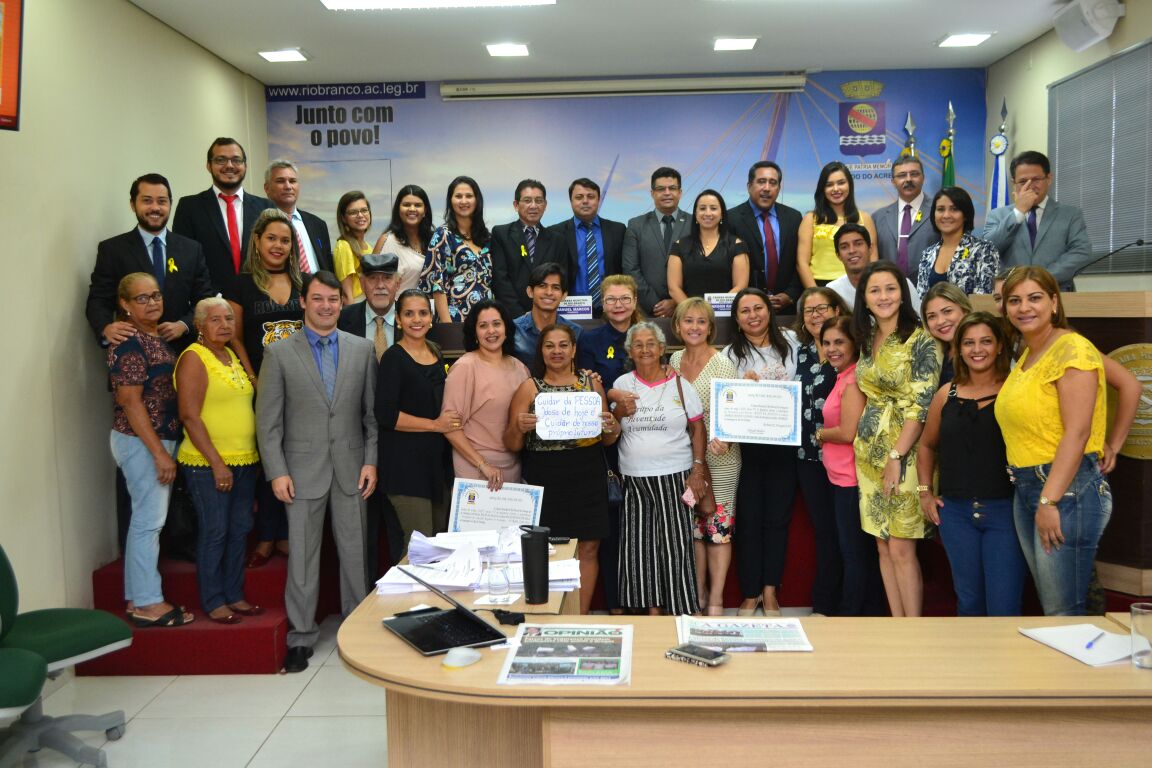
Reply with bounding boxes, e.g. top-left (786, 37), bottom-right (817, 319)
top-left (505, 324), bottom-right (619, 614)
top-left (223, 208), bottom-right (304, 568)
top-left (376, 289), bottom-right (462, 550)
top-left (667, 189), bottom-right (750, 302)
